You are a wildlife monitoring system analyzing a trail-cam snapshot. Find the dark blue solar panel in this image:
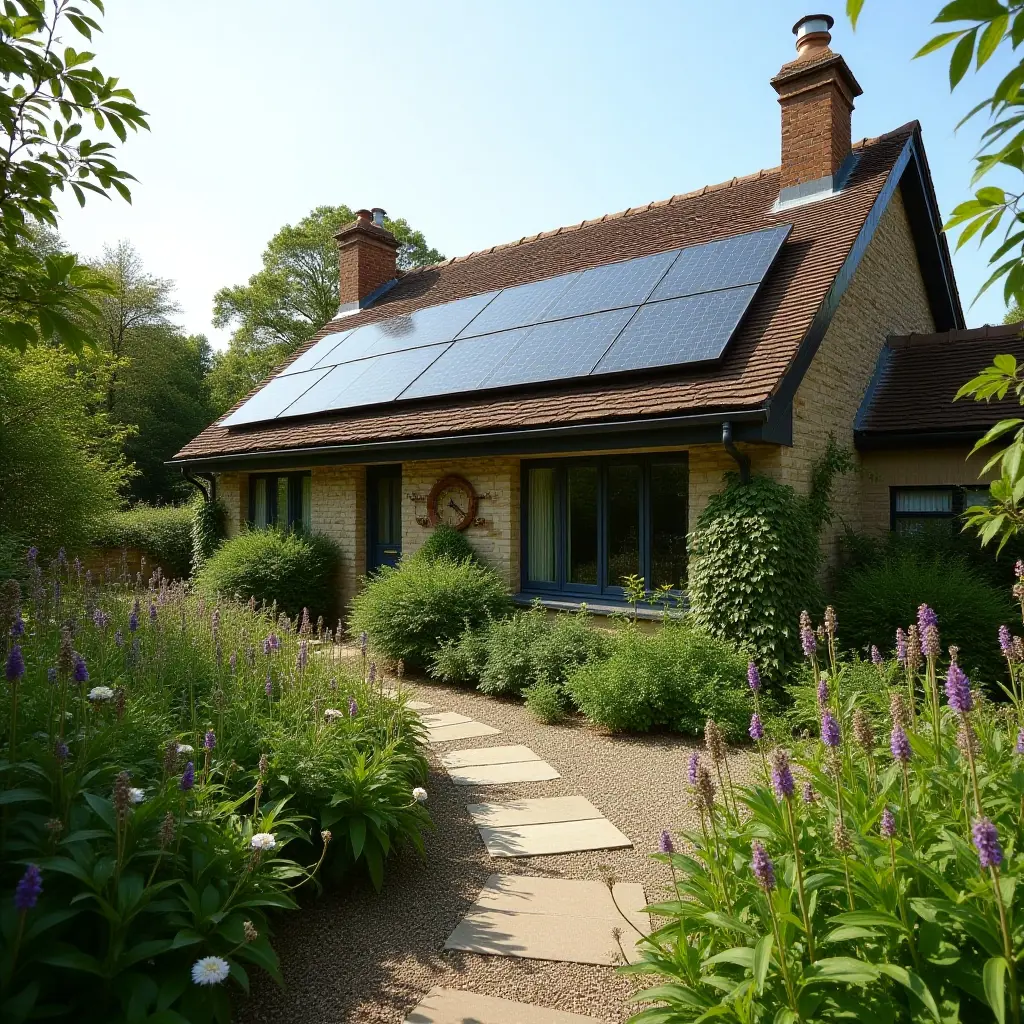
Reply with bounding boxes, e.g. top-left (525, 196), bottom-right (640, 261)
top-left (221, 366), bottom-right (333, 426)
top-left (457, 272), bottom-right (580, 339)
top-left (481, 307), bottom-right (637, 389)
top-left (399, 328), bottom-right (530, 400)
top-left (281, 345), bottom-right (449, 418)
top-left (311, 325), bottom-right (379, 366)
top-left (650, 225), bottom-right (790, 302)
top-left (594, 287), bottom-right (757, 375)
top-left (542, 249), bottom-right (679, 321)
top-left (280, 328), bottom-right (358, 375)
